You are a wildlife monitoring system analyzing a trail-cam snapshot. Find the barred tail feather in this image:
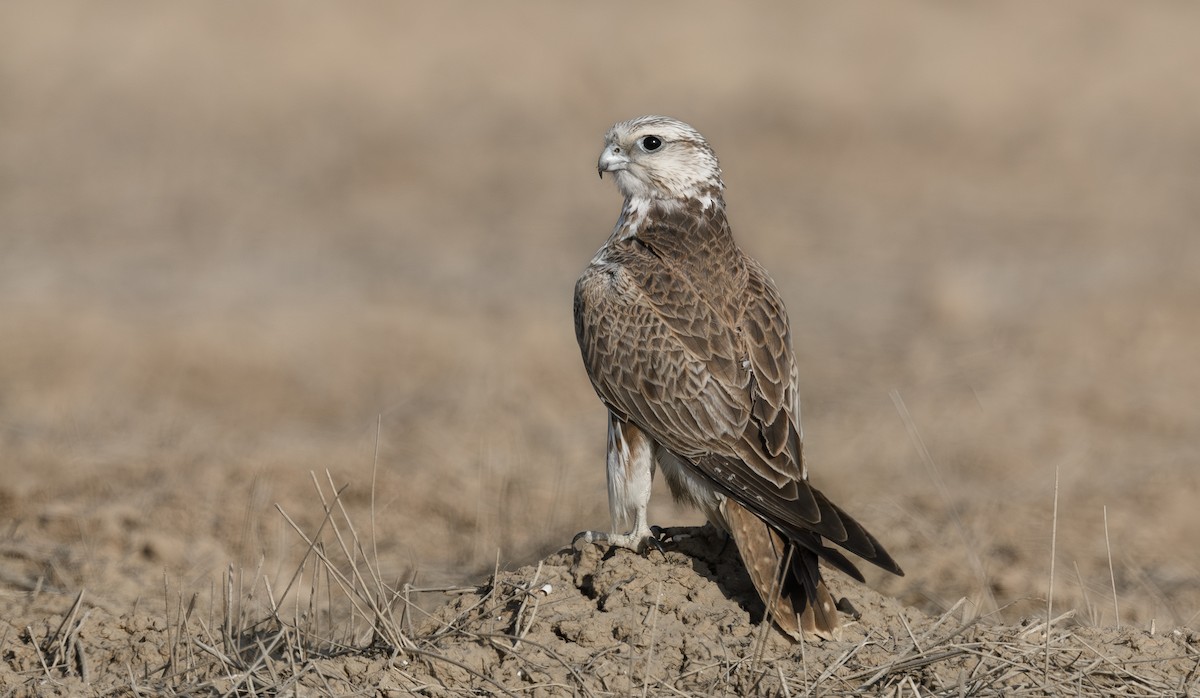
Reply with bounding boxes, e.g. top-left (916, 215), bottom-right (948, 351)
top-left (721, 499), bottom-right (841, 641)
